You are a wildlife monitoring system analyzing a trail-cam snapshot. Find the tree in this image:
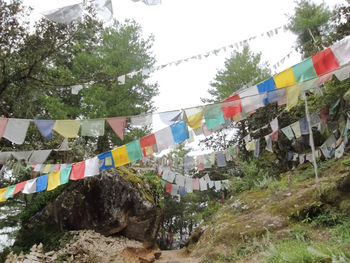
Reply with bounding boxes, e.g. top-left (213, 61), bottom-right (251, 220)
top-left (287, 0), bottom-right (332, 58)
top-left (203, 45), bottom-right (270, 102)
